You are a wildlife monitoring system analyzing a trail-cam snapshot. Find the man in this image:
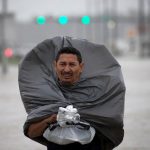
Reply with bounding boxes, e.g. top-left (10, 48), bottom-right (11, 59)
top-left (19, 37), bottom-right (125, 150)
top-left (27, 47), bottom-right (103, 150)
